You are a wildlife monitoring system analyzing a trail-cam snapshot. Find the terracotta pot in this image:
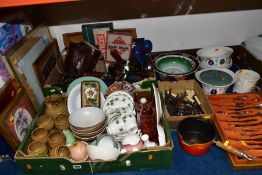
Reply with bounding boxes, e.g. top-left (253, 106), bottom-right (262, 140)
top-left (177, 117), bottom-right (216, 156)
